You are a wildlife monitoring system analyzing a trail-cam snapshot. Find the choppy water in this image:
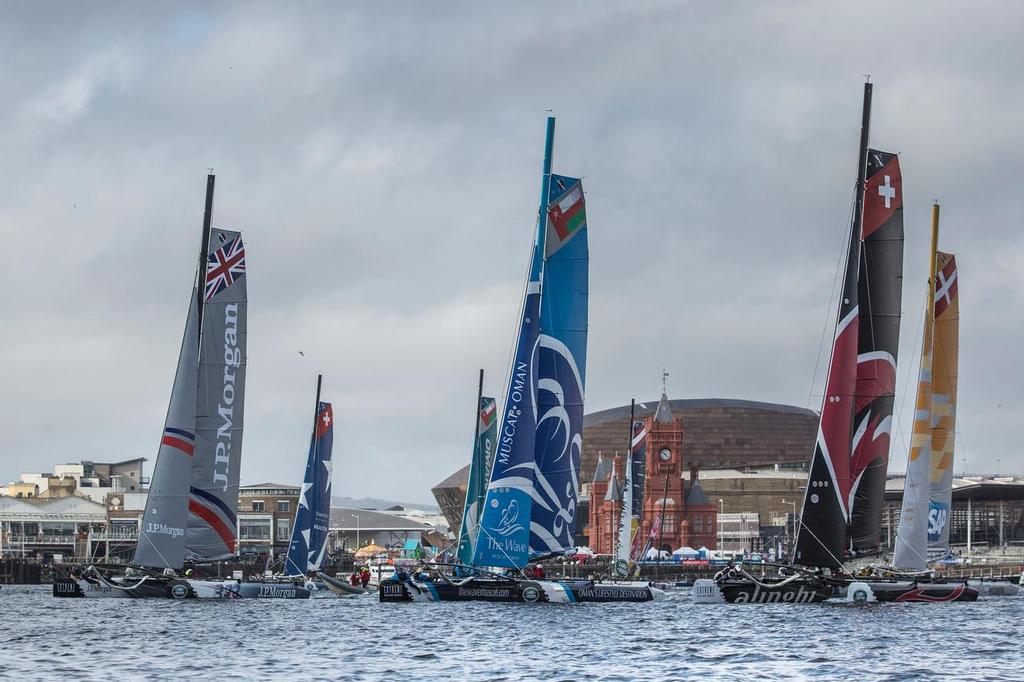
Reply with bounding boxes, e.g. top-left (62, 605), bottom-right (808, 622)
top-left (1, 585), bottom-right (1022, 680)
